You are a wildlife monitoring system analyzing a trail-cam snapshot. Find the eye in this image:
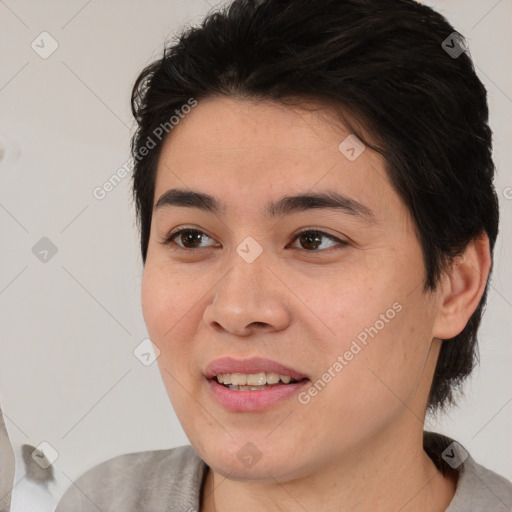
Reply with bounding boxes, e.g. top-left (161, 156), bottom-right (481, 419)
top-left (160, 227), bottom-right (348, 252)
top-left (161, 228), bottom-right (219, 250)
top-left (288, 229), bottom-right (348, 251)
